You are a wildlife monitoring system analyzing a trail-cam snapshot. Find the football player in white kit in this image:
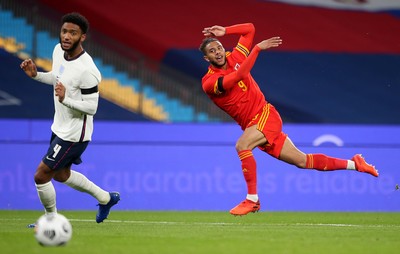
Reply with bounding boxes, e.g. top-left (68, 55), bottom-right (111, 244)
top-left (20, 12), bottom-right (120, 225)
